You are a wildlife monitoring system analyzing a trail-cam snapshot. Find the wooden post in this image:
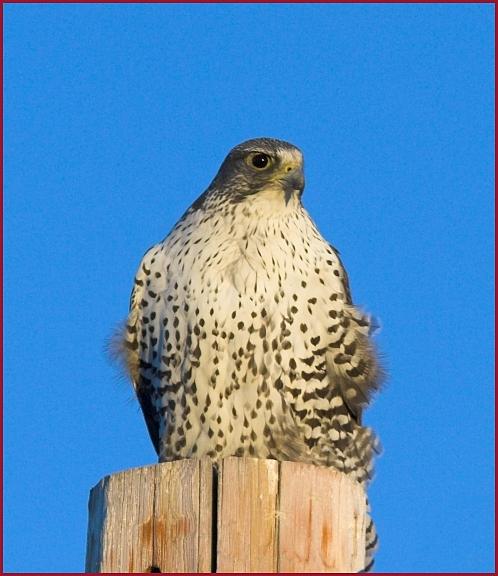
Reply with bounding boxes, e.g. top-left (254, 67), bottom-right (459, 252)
top-left (85, 457), bottom-right (367, 573)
